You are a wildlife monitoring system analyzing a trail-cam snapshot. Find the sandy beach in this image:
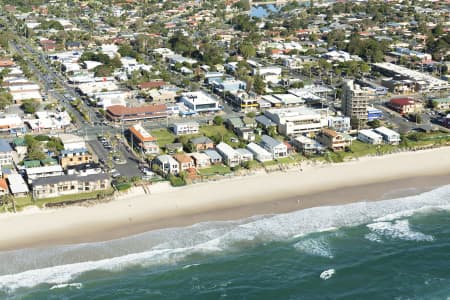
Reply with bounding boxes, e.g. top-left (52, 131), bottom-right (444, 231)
top-left (0, 147), bottom-right (449, 251)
